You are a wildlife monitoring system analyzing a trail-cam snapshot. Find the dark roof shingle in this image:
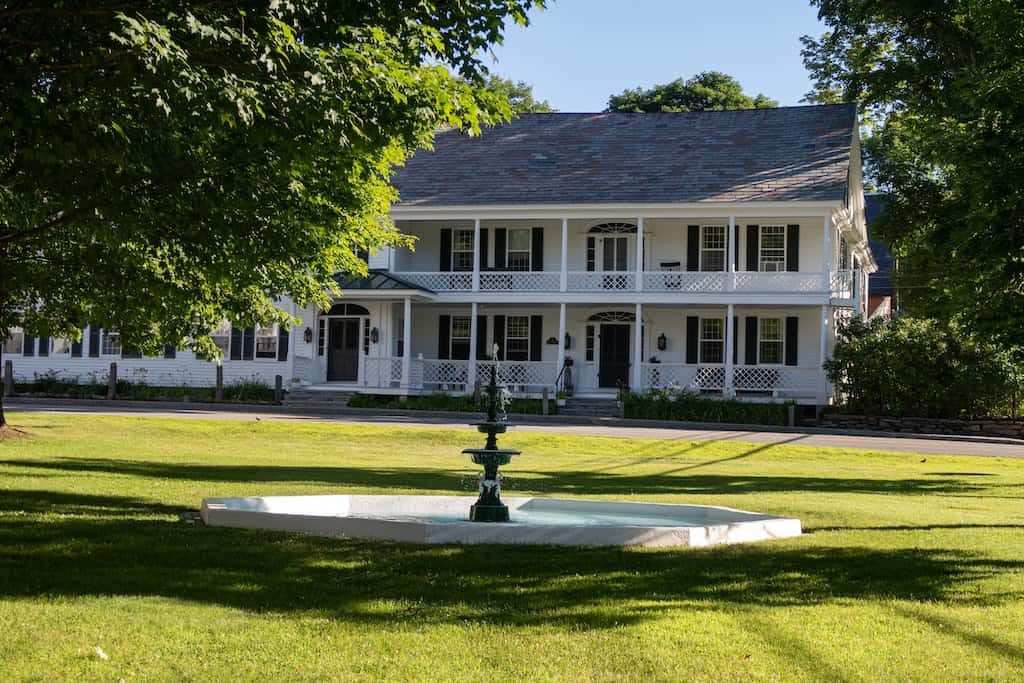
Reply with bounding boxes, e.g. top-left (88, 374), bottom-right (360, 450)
top-left (393, 104), bottom-right (856, 206)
